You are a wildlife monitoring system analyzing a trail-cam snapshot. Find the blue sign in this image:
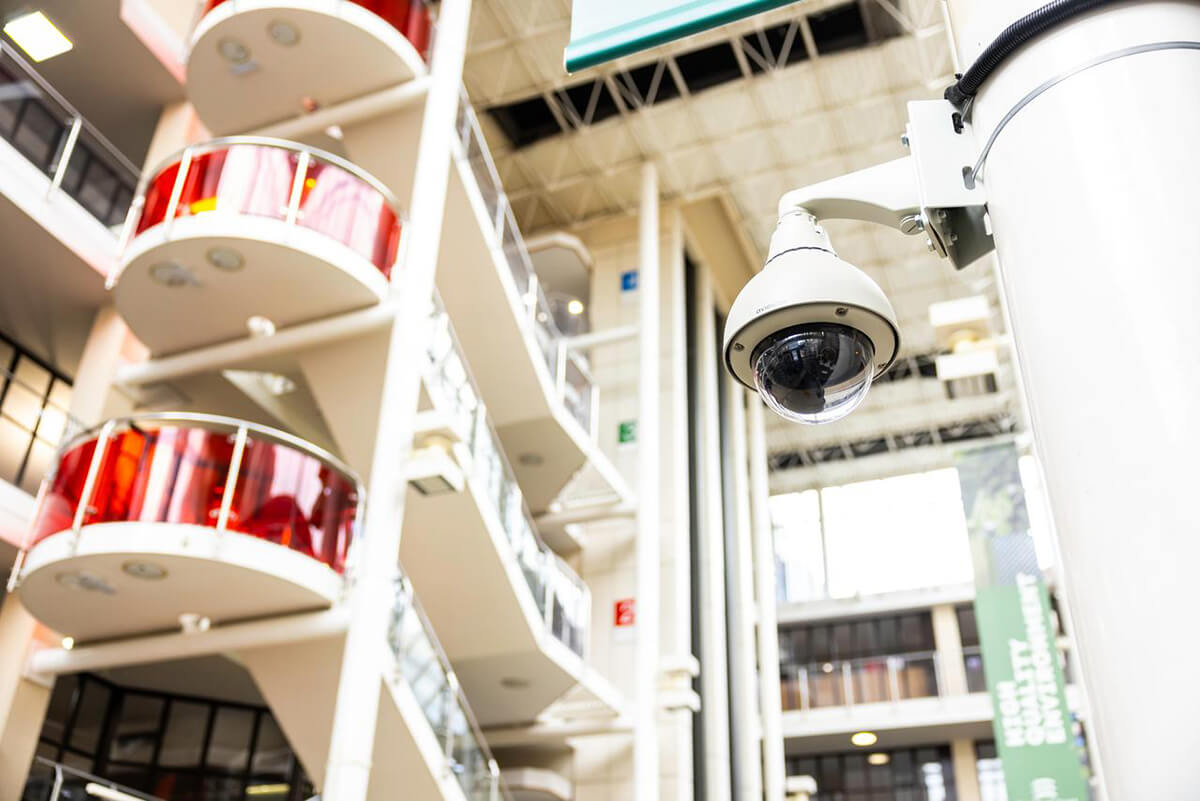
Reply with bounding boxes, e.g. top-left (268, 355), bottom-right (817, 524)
top-left (621, 270), bottom-right (638, 292)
